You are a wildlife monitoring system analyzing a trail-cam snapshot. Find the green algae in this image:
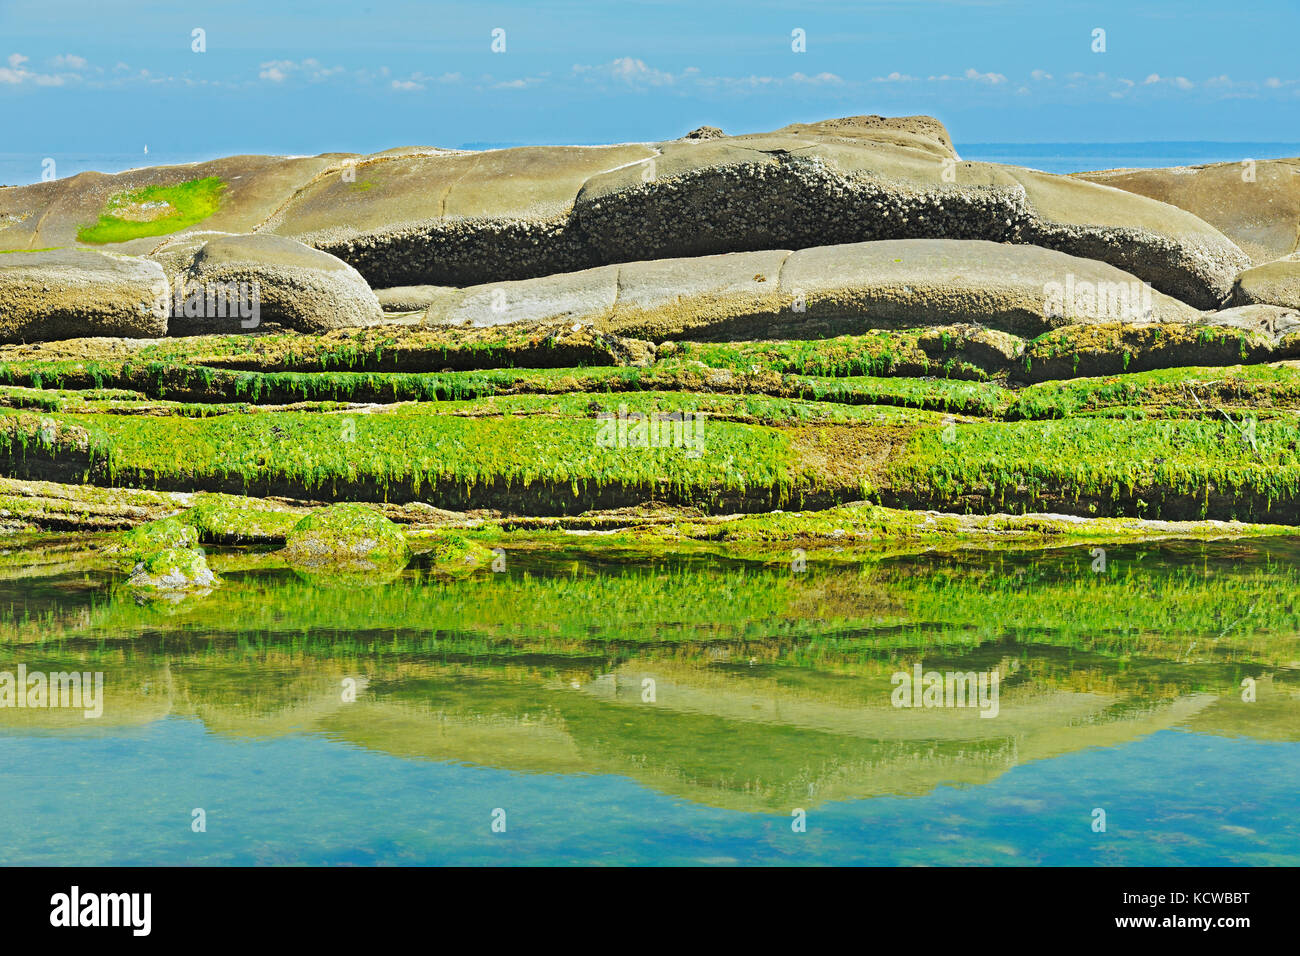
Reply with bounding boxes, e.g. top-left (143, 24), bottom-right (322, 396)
top-left (76, 177), bottom-right (226, 244)
top-left (186, 493), bottom-right (301, 543)
top-left (280, 502), bottom-right (411, 568)
top-left (1, 323), bottom-right (1299, 527)
top-left (119, 515), bottom-right (199, 558)
top-left (418, 529), bottom-right (496, 575)
top-left (33, 404), bottom-right (799, 509)
top-left (889, 416), bottom-right (1300, 520)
